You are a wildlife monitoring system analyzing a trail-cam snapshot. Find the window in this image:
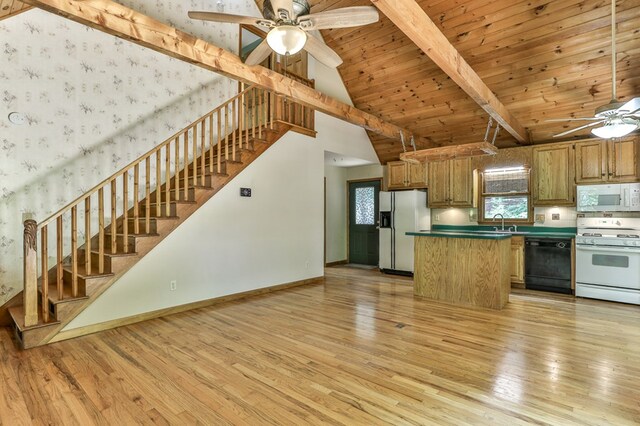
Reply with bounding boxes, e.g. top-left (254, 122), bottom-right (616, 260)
top-left (480, 167), bottom-right (531, 223)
